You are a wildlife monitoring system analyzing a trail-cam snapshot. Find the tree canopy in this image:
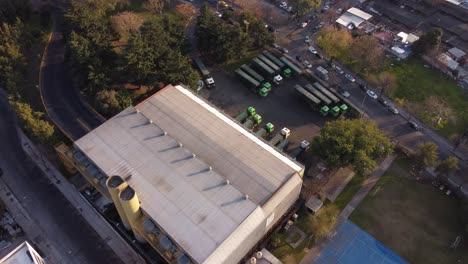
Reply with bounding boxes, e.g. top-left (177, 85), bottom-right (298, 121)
top-left (312, 118), bottom-right (393, 175)
top-left (414, 142), bottom-right (439, 168)
top-left (10, 100), bottom-right (54, 143)
top-left (289, 0), bottom-right (319, 18)
top-left (196, 4), bottom-right (273, 63)
top-left (412, 27), bottom-right (443, 56)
